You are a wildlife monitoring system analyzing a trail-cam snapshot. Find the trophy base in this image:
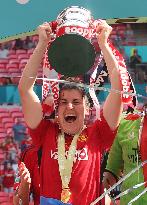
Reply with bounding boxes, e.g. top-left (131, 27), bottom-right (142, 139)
top-left (48, 34), bottom-right (96, 77)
